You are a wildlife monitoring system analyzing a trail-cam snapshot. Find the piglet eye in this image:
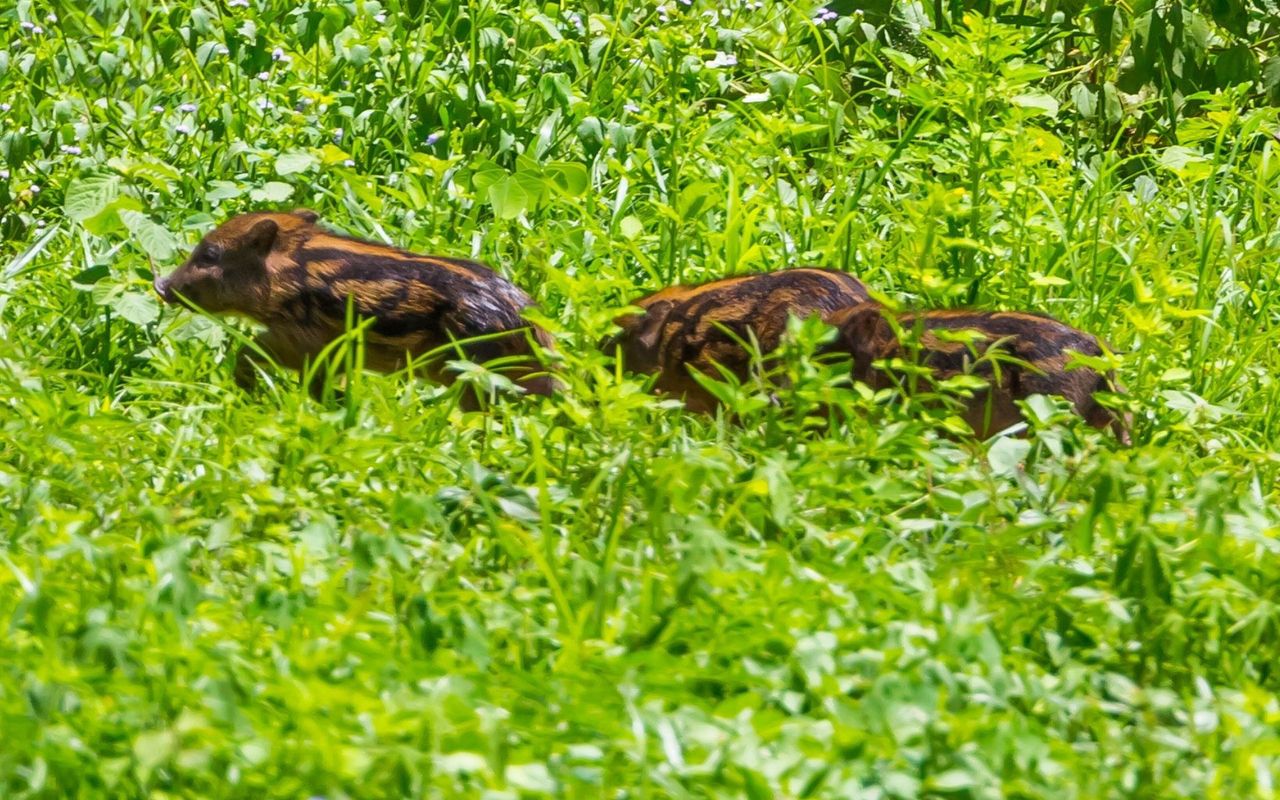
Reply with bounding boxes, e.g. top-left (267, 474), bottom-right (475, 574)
top-left (203, 245), bottom-right (223, 262)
